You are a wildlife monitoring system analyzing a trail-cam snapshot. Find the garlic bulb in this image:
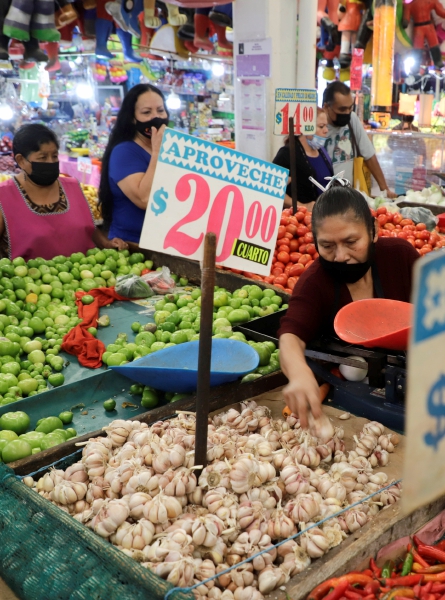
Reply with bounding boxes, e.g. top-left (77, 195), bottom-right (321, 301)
top-left (267, 503), bottom-right (296, 541)
top-left (380, 483), bottom-right (401, 506)
top-left (362, 421), bottom-right (385, 437)
top-left (285, 494), bottom-right (320, 524)
top-left (89, 498), bottom-right (130, 538)
top-left (378, 434), bottom-right (399, 453)
top-left (258, 565), bottom-right (289, 594)
top-left (280, 465), bottom-right (310, 496)
top-left (110, 518), bottom-right (155, 549)
top-left (353, 434), bottom-right (377, 457)
top-left (51, 481), bottom-right (87, 505)
top-left (300, 526), bottom-right (330, 558)
top-left (308, 412), bottom-right (335, 443)
top-left (345, 508), bottom-right (368, 533)
top-left (192, 514), bottom-right (224, 547)
top-left (143, 492), bottom-right (182, 524)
